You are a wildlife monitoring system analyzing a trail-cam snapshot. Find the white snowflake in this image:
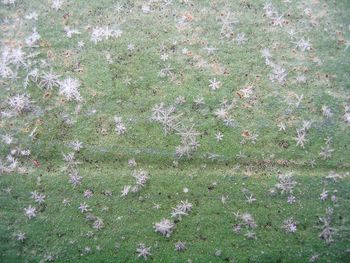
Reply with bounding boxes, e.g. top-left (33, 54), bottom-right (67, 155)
top-left (25, 28), bottom-right (41, 47)
top-left (39, 70), bottom-right (60, 90)
top-left (24, 205), bottom-right (37, 219)
top-left (120, 185), bottom-right (131, 197)
top-left (209, 78), bottom-right (221, 90)
top-left (114, 116), bottom-right (127, 135)
top-left (154, 219), bottom-right (175, 237)
top-left (2, 134), bottom-right (14, 145)
top-left (236, 33), bottom-right (247, 45)
top-left (64, 26), bottom-right (81, 38)
top-left (282, 218), bottom-right (297, 233)
top-left (8, 94), bottom-right (31, 114)
top-left (215, 131), bottom-right (223, 142)
top-left (295, 38), bottom-right (312, 52)
top-left (69, 140), bottom-right (83, 151)
top-left (58, 77), bottom-right (82, 102)
top-left (320, 190), bottom-right (329, 201)
top-left (51, 0), bottom-right (63, 11)
top-left (136, 243), bottom-right (152, 259)
top-left (16, 232), bottom-right (26, 242)
top-left (78, 202), bottom-right (89, 213)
